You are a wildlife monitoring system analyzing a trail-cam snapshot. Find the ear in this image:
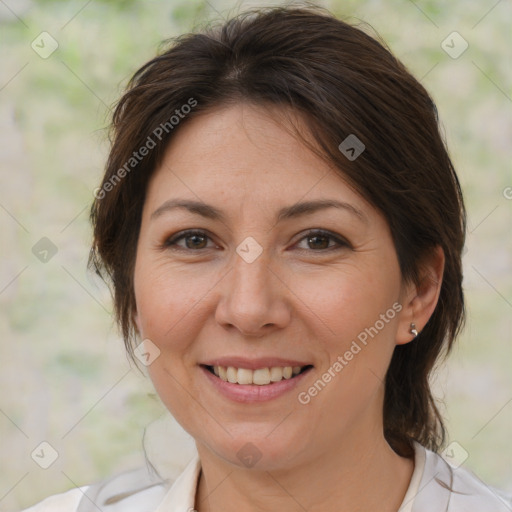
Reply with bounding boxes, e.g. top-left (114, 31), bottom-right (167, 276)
top-left (396, 246), bottom-right (445, 345)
